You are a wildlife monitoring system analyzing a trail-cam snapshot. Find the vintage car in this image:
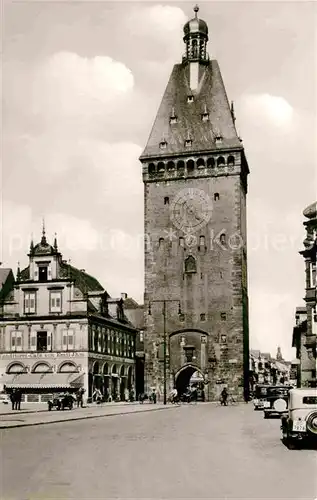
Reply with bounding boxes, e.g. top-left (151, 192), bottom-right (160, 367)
top-left (253, 384), bottom-right (270, 410)
top-left (263, 385), bottom-right (292, 418)
top-left (47, 392), bottom-right (75, 411)
top-left (281, 388), bottom-right (317, 448)
top-left (0, 393), bottom-right (10, 405)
